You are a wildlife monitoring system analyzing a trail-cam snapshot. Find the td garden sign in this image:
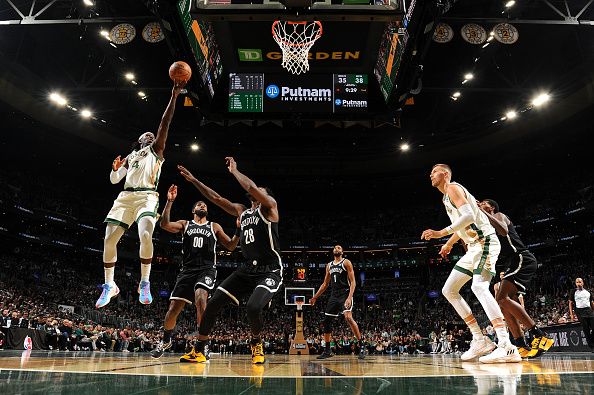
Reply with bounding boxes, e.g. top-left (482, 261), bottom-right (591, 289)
top-left (238, 49), bottom-right (361, 62)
